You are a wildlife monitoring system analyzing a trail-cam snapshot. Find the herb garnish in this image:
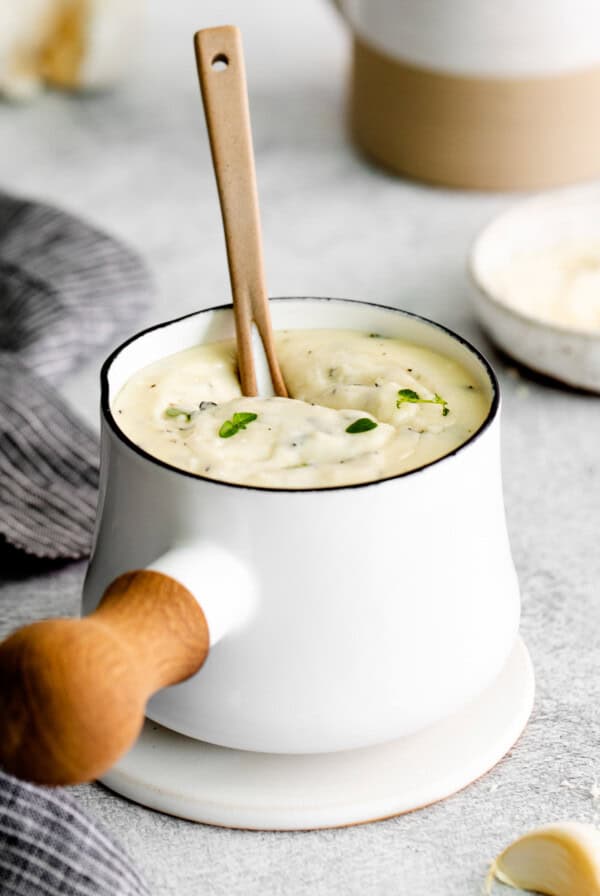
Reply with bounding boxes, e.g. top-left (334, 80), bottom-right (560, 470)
top-left (346, 417), bottom-right (378, 434)
top-left (165, 406), bottom-right (193, 422)
top-left (396, 388), bottom-right (449, 416)
top-left (219, 412), bottom-right (258, 438)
